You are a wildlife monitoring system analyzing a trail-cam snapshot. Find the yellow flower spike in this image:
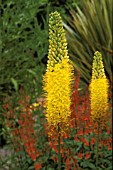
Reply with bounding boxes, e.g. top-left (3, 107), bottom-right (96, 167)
top-left (43, 11), bottom-right (74, 136)
top-left (89, 51), bottom-right (109, 126)
top-left (43, 58), bottom-right (73, 135)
